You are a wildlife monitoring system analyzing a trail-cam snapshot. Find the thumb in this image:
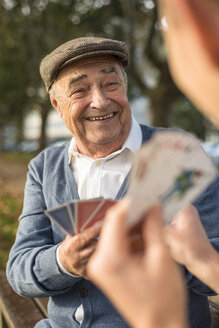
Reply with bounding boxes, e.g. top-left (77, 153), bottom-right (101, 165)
top-left (142, 205), bottom-right (165, 249)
